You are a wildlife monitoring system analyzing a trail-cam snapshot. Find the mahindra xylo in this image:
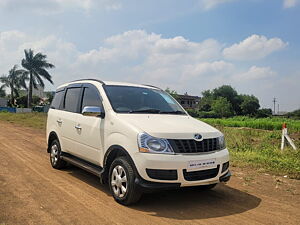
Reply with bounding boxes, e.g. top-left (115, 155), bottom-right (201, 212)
top-left (46, 79), bottom-right (231, 205)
